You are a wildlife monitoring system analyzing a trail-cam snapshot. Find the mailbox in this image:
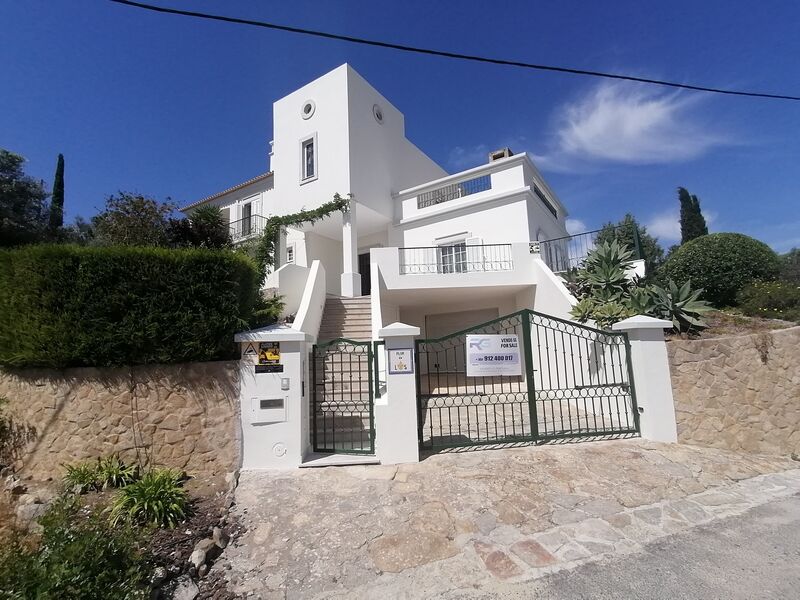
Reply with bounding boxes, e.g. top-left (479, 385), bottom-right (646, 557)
top-left (250, 396), bottom-right (287, 424)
